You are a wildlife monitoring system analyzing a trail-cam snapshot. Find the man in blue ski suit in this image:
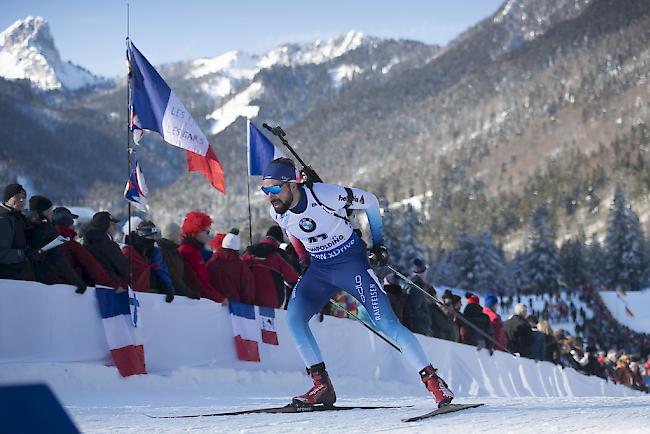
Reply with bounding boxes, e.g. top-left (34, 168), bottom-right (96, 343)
top-left (261, 158), bottom-right (454, 408)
